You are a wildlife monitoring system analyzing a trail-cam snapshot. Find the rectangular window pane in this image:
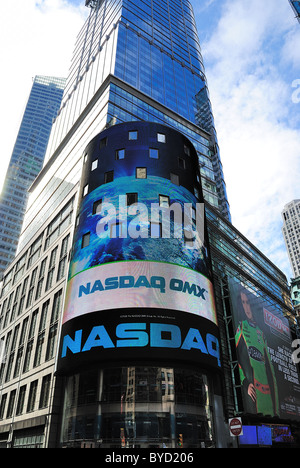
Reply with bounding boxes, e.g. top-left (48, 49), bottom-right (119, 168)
top-left (127, 193), bottom-right (138, 205)
top-left (82, 232), bottom-right (90, 248)
top-left (159, 195), bottom-right (170, 207)
top-left (91, 159), bottom-right (98, 171)
top-left (93, 199), bottom-right (102, 214)
top-left (170, 173), bottom-right (179, 185)
top-left (100, 137), bottom-right (107, 149)
top-left (149, 148), bottom-right (159, 159)
top-left (104, 171), bottom-right (114, 183)
top-left (157, 133), bottom-right (166, 143)
top-left (129, 131), bottom-right (138, 140)
top-left (116, 149), bottom-right (125, 160)
top-left (136, 167), bottom-right (147, 179)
